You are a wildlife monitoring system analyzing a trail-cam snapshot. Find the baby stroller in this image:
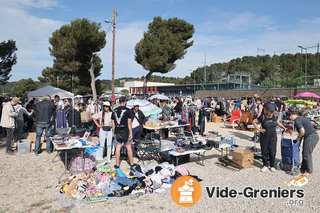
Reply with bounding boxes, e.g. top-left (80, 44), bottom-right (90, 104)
top-left (277, 130), bottom-right (301, 175)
